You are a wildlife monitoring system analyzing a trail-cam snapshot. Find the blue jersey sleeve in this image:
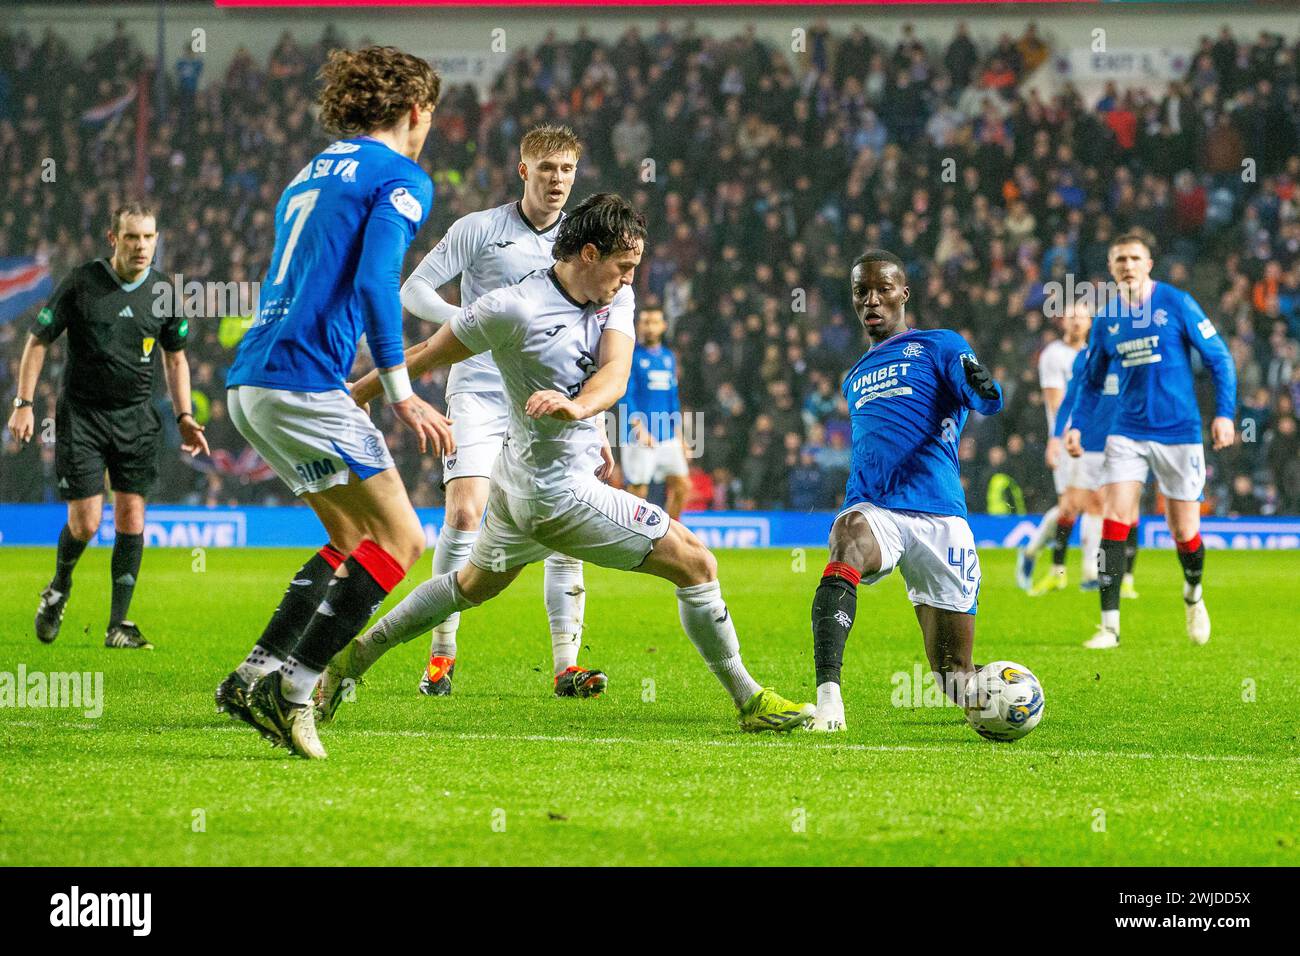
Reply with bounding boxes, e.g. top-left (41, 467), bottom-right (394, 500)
top-left (1069, 321), bottom-right (1110, 436)
top-left (355, 174), bottom-right (433, 371)
top-left (939, 332), bottom-right (1003, 415)
top-left (1053, 351), bottom-right (1086, 438)
top-left (1179, 291), bottom-right (1237, 421)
